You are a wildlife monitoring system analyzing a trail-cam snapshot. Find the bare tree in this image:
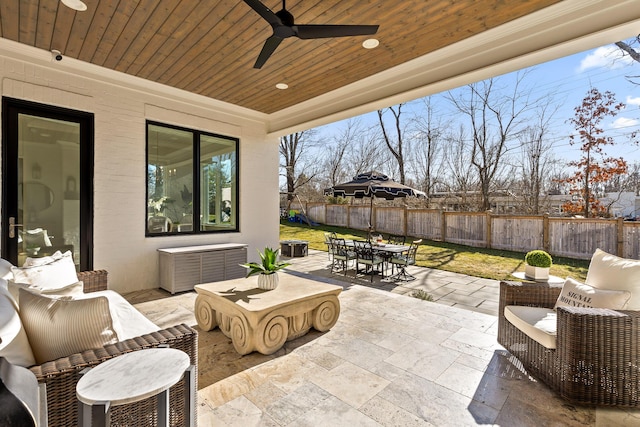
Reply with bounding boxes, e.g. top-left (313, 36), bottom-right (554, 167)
top-left (616, 38), bottom-right (640, 62)
top-left (516, 104), bottom-right (557, 213)
top-left (441, 125), bottom-right (478, 210)
top-left (345, 126), bottom-right (389, 177)
top-left (321, 119), bottom-right (364, 187)
top-left (446, 73), bottom-right (535, 211)
top-left (614, 36), bottom-right (640, 83)
top-left (546, 159), bottom-right (571, 195)
top-left (377, 103), bottom-right (409, 183)
top-left (279, 130), bottom-right (319, 202)
top-left (411, 98), bottom-right (445, 196)
top-left (621, 162), bottom-right (640, 196)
